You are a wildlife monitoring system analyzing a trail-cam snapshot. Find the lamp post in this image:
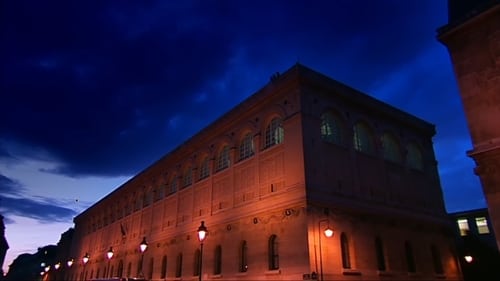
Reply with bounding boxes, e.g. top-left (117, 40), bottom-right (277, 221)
top-left (66, 259), bottom-right (73, 281)
top-left (139, 237), bottom-right (148, 278)
top-left (197, 221), bottom-right (208, 281)
top-left (318, 219), bottom-right (333, 281)
top-left (106, 247), bottom-right (114, 278)
top-left (82, 253), bottom-right (89, 281)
